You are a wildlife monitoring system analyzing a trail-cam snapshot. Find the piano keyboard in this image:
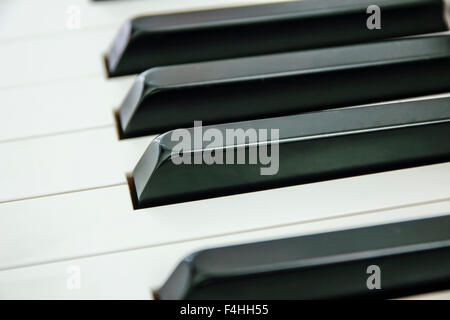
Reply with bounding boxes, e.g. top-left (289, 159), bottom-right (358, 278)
top-left (156, 215), bottom-right (450, 299)
top-left (1, 0), bottom-right (450, 300)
